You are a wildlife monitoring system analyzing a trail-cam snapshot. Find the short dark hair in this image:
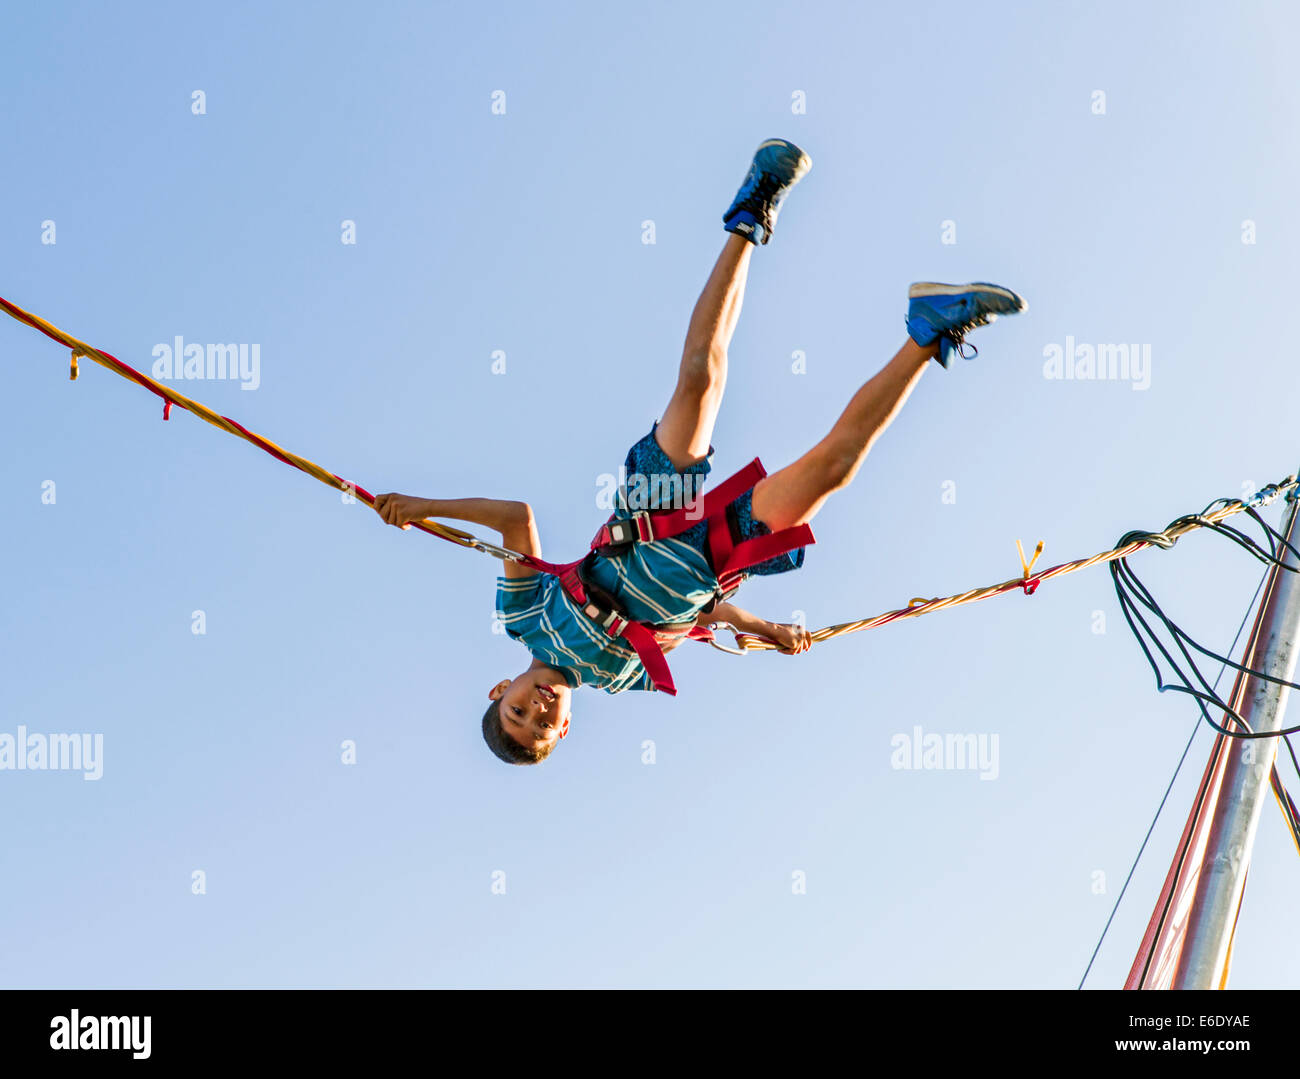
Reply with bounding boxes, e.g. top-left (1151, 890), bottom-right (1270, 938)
top-left (481, 699), bottom-right (555, 766)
